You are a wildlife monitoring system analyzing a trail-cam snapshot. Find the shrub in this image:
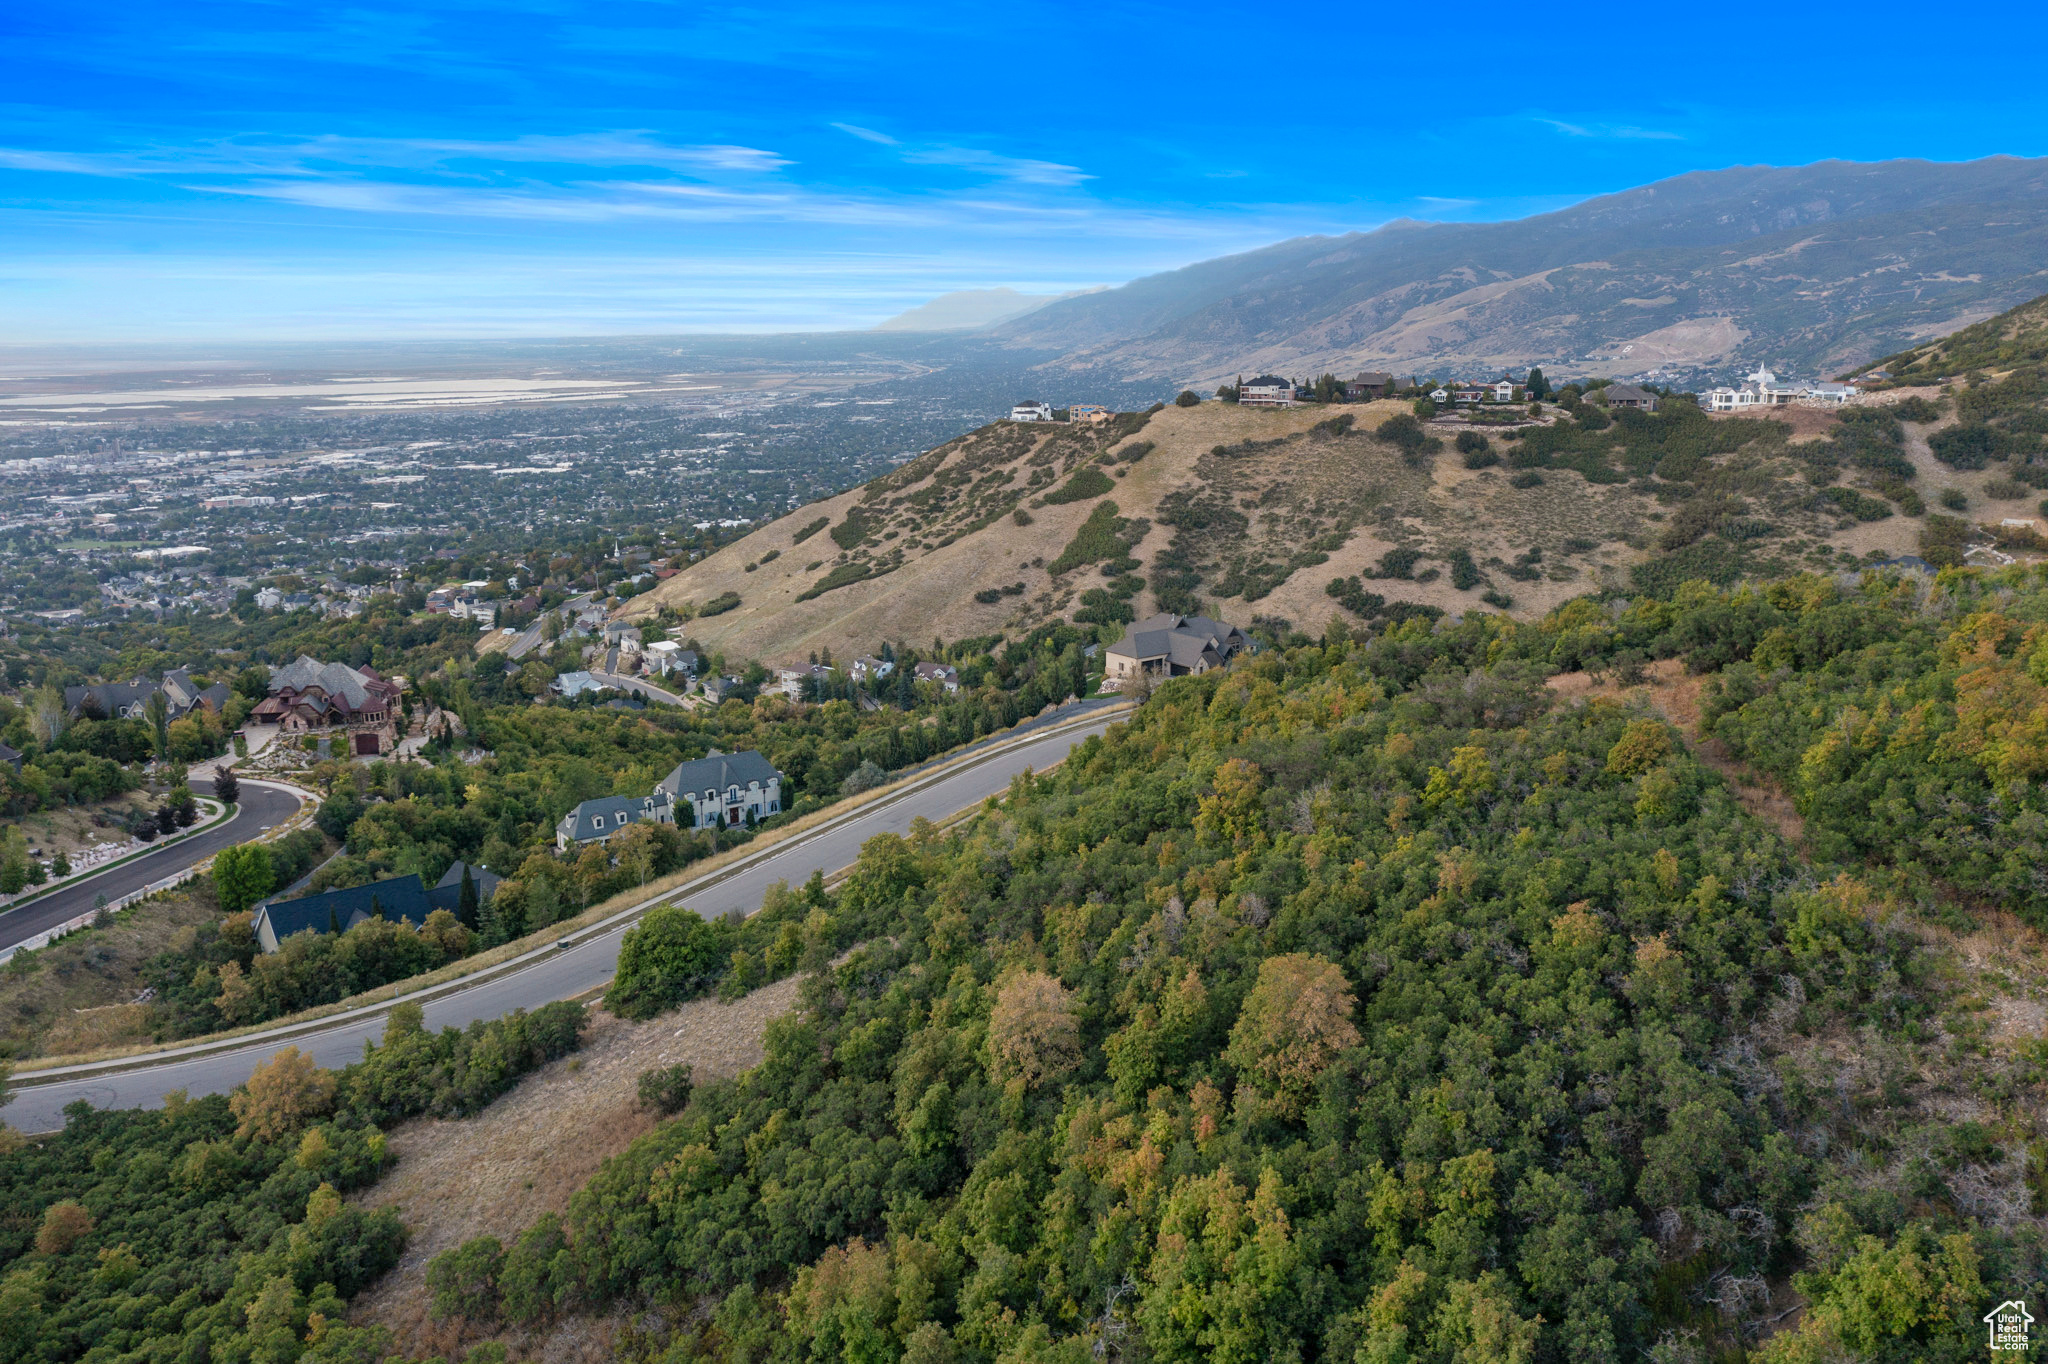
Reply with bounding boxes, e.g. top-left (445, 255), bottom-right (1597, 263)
top-left (1821, 486), bottom-right (1894, 522)
top-left (1446, 548), bottom-right (1482, 590)
top-left (699, 591), bottom-right (742, 616)
top-left (638, 1062), bottom-right (695, 1115)
top-left (608, 905), bottom-right (729, 1019)
top-left (790, 515), bottom-right (831, 545)
top-left (1985, 477), bottom-right (2029, 500)
top-left (1509, 470), bottom-right (1545, 488)
top-left (1919, 513), bottom-right (1972, 568)
top-left (1938, 487), bottom-right (1968, 510)
top-left (1368, 547), bottom-right (1423, 580)
top-left (428, 1235), bottom-right (506, 1320)
top-left (1041, 467), bottom-right (1116, 505)
top-left (1174, 390), bottom-right (1200, 407)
